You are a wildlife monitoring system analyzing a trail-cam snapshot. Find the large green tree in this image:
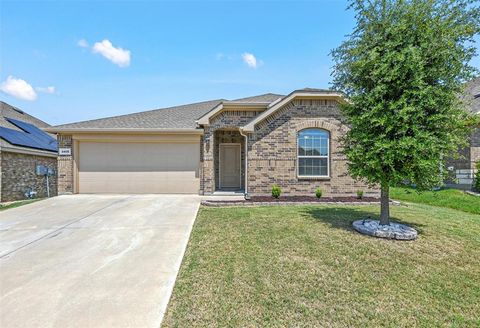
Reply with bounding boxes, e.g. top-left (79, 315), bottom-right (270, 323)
top-left (331, 0), bottom-right (480, 225)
